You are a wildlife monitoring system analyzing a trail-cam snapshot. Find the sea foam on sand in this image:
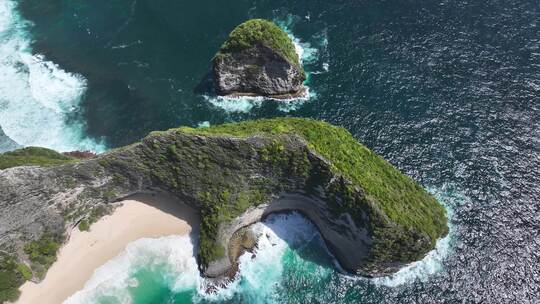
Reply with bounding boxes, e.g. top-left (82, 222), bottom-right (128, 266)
top-left (17, 193), bottom-right (199, 304)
